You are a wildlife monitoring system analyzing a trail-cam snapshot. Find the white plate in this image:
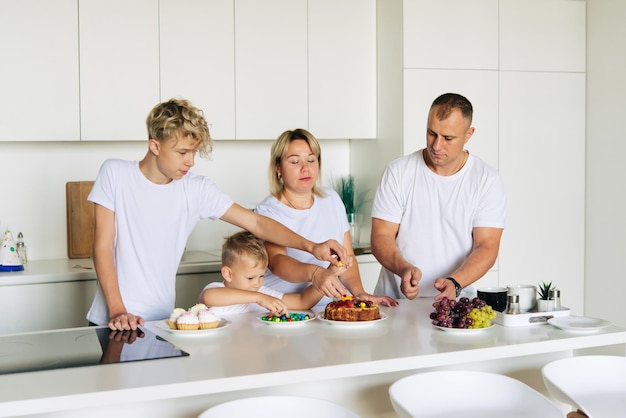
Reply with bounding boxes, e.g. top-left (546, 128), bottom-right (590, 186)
top-left (548, 316), bottom-right (611, 331)
top-left (316, 312), bottom-right (388, 327)
top-left (256, 311), bottom-right (315, 327)
top-left (156, 319), bottom-right (231, 335)
top-left (433, 323), bottom-right (494, 334)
